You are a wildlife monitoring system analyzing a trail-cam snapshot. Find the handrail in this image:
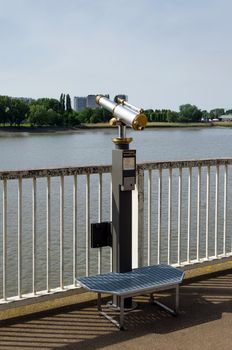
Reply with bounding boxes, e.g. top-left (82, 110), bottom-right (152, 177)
top-left (0, 164), bottom-right (112, 180)
top-left (1, 158), bottom-right (232, 179)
